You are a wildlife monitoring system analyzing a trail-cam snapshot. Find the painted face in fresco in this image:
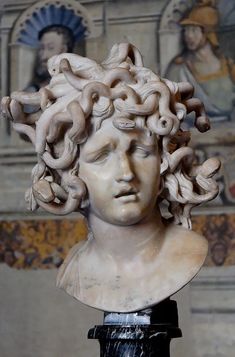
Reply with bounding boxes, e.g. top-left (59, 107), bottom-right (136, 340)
top-left (79, 119), bottom-right (161, 226)
top-left (211, 242), bottom-right (228, 266)
top-left (184, 25), bottom-right (207, 51)
top-left (37, 31), bottom-right (67, 76)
